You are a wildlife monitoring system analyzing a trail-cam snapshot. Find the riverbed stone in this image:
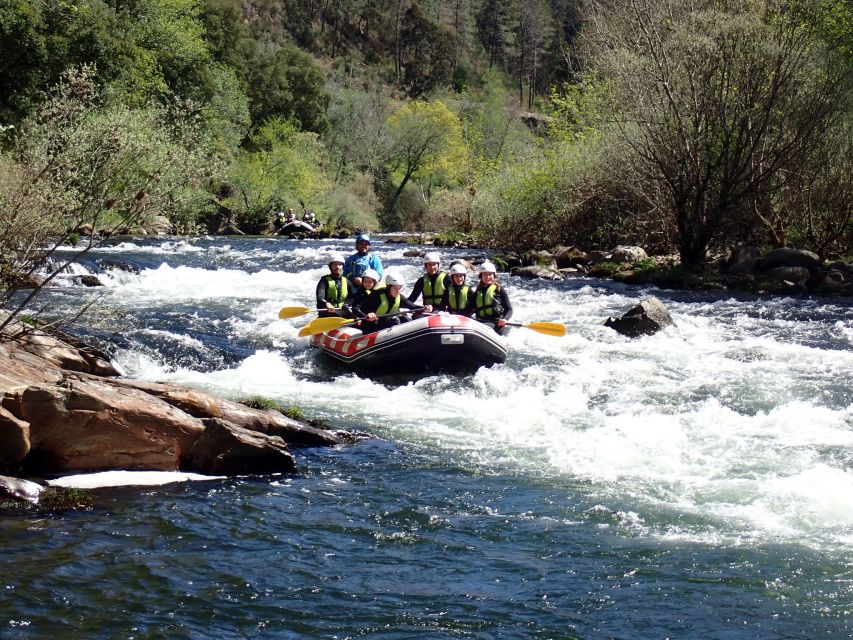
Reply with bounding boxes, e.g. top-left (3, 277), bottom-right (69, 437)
top-left (0, 475), bottom-right (45, 504)
top-left (184, 418), bottom-right (296, 475)
top-left (763, 266), bottom-right (811, 284)
top-left (19, 379), bottom-right (206, 472)
top-left (611, 245), bottom-right (647, 263)
top-left (111, 377), bottom-right (343, 447)
top-left (757, 248), bottom-right (821, 272)
top-left (510, 265), bottom-right (564, 280)
top-left (727, 246), bottom-right (762, 275)
top-left (604, 297), bottom-right (674, 337)
top-left (0, 406), bottom-right (30, 468)
top-left (552, 245), bottom-right (588, 268)
top-left (587, 250), bottom-right (611, 264)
